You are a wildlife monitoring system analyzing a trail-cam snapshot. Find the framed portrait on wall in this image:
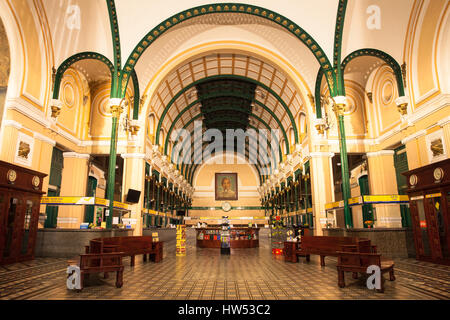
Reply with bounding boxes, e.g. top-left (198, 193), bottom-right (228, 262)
top-left (215, 173), bottom-right (238, 201)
